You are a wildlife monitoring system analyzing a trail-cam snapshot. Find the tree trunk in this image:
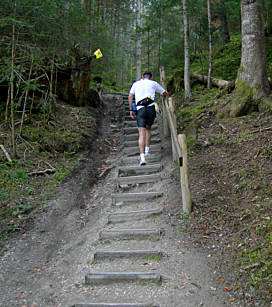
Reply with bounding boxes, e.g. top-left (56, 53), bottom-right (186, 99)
top-left (5, 85), bottom-right (10, 121)
top-left (191, 73), bottom-right (230, 88)
top-left (136, 0), bottom-right (142, 80)
top-left (237, 0), bottom-right (270, 98)
top-left (20, 59), bottom-right (33, 136)
top-left (207, 0), bottom-right (213, 89)
top-left (183, 0), bottom-right (191, 101)
top-left (56, 45), bottom-right (95, 107)
top-left (264, 1), bottom-right (272, 36)
top-left (10, 1), bottom-right (17, 158)
top-left (147, 28), bottom-right (150, 70)
top-left (218, 0), bottom-right (230, 44)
